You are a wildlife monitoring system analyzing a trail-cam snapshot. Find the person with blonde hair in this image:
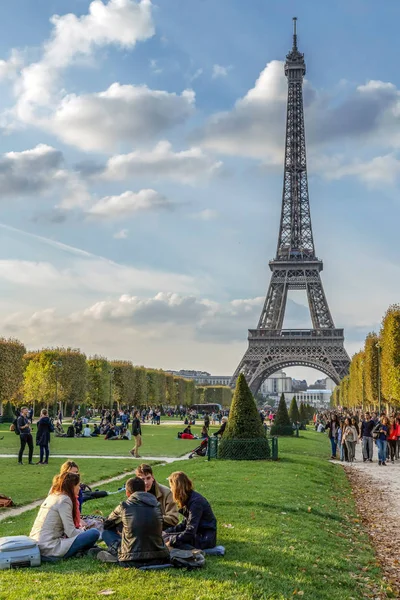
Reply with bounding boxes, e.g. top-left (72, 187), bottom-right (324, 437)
top-left (163, 471), bottom-right (217, 550)
top-left (30, 472), bottom-right (100, 560)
